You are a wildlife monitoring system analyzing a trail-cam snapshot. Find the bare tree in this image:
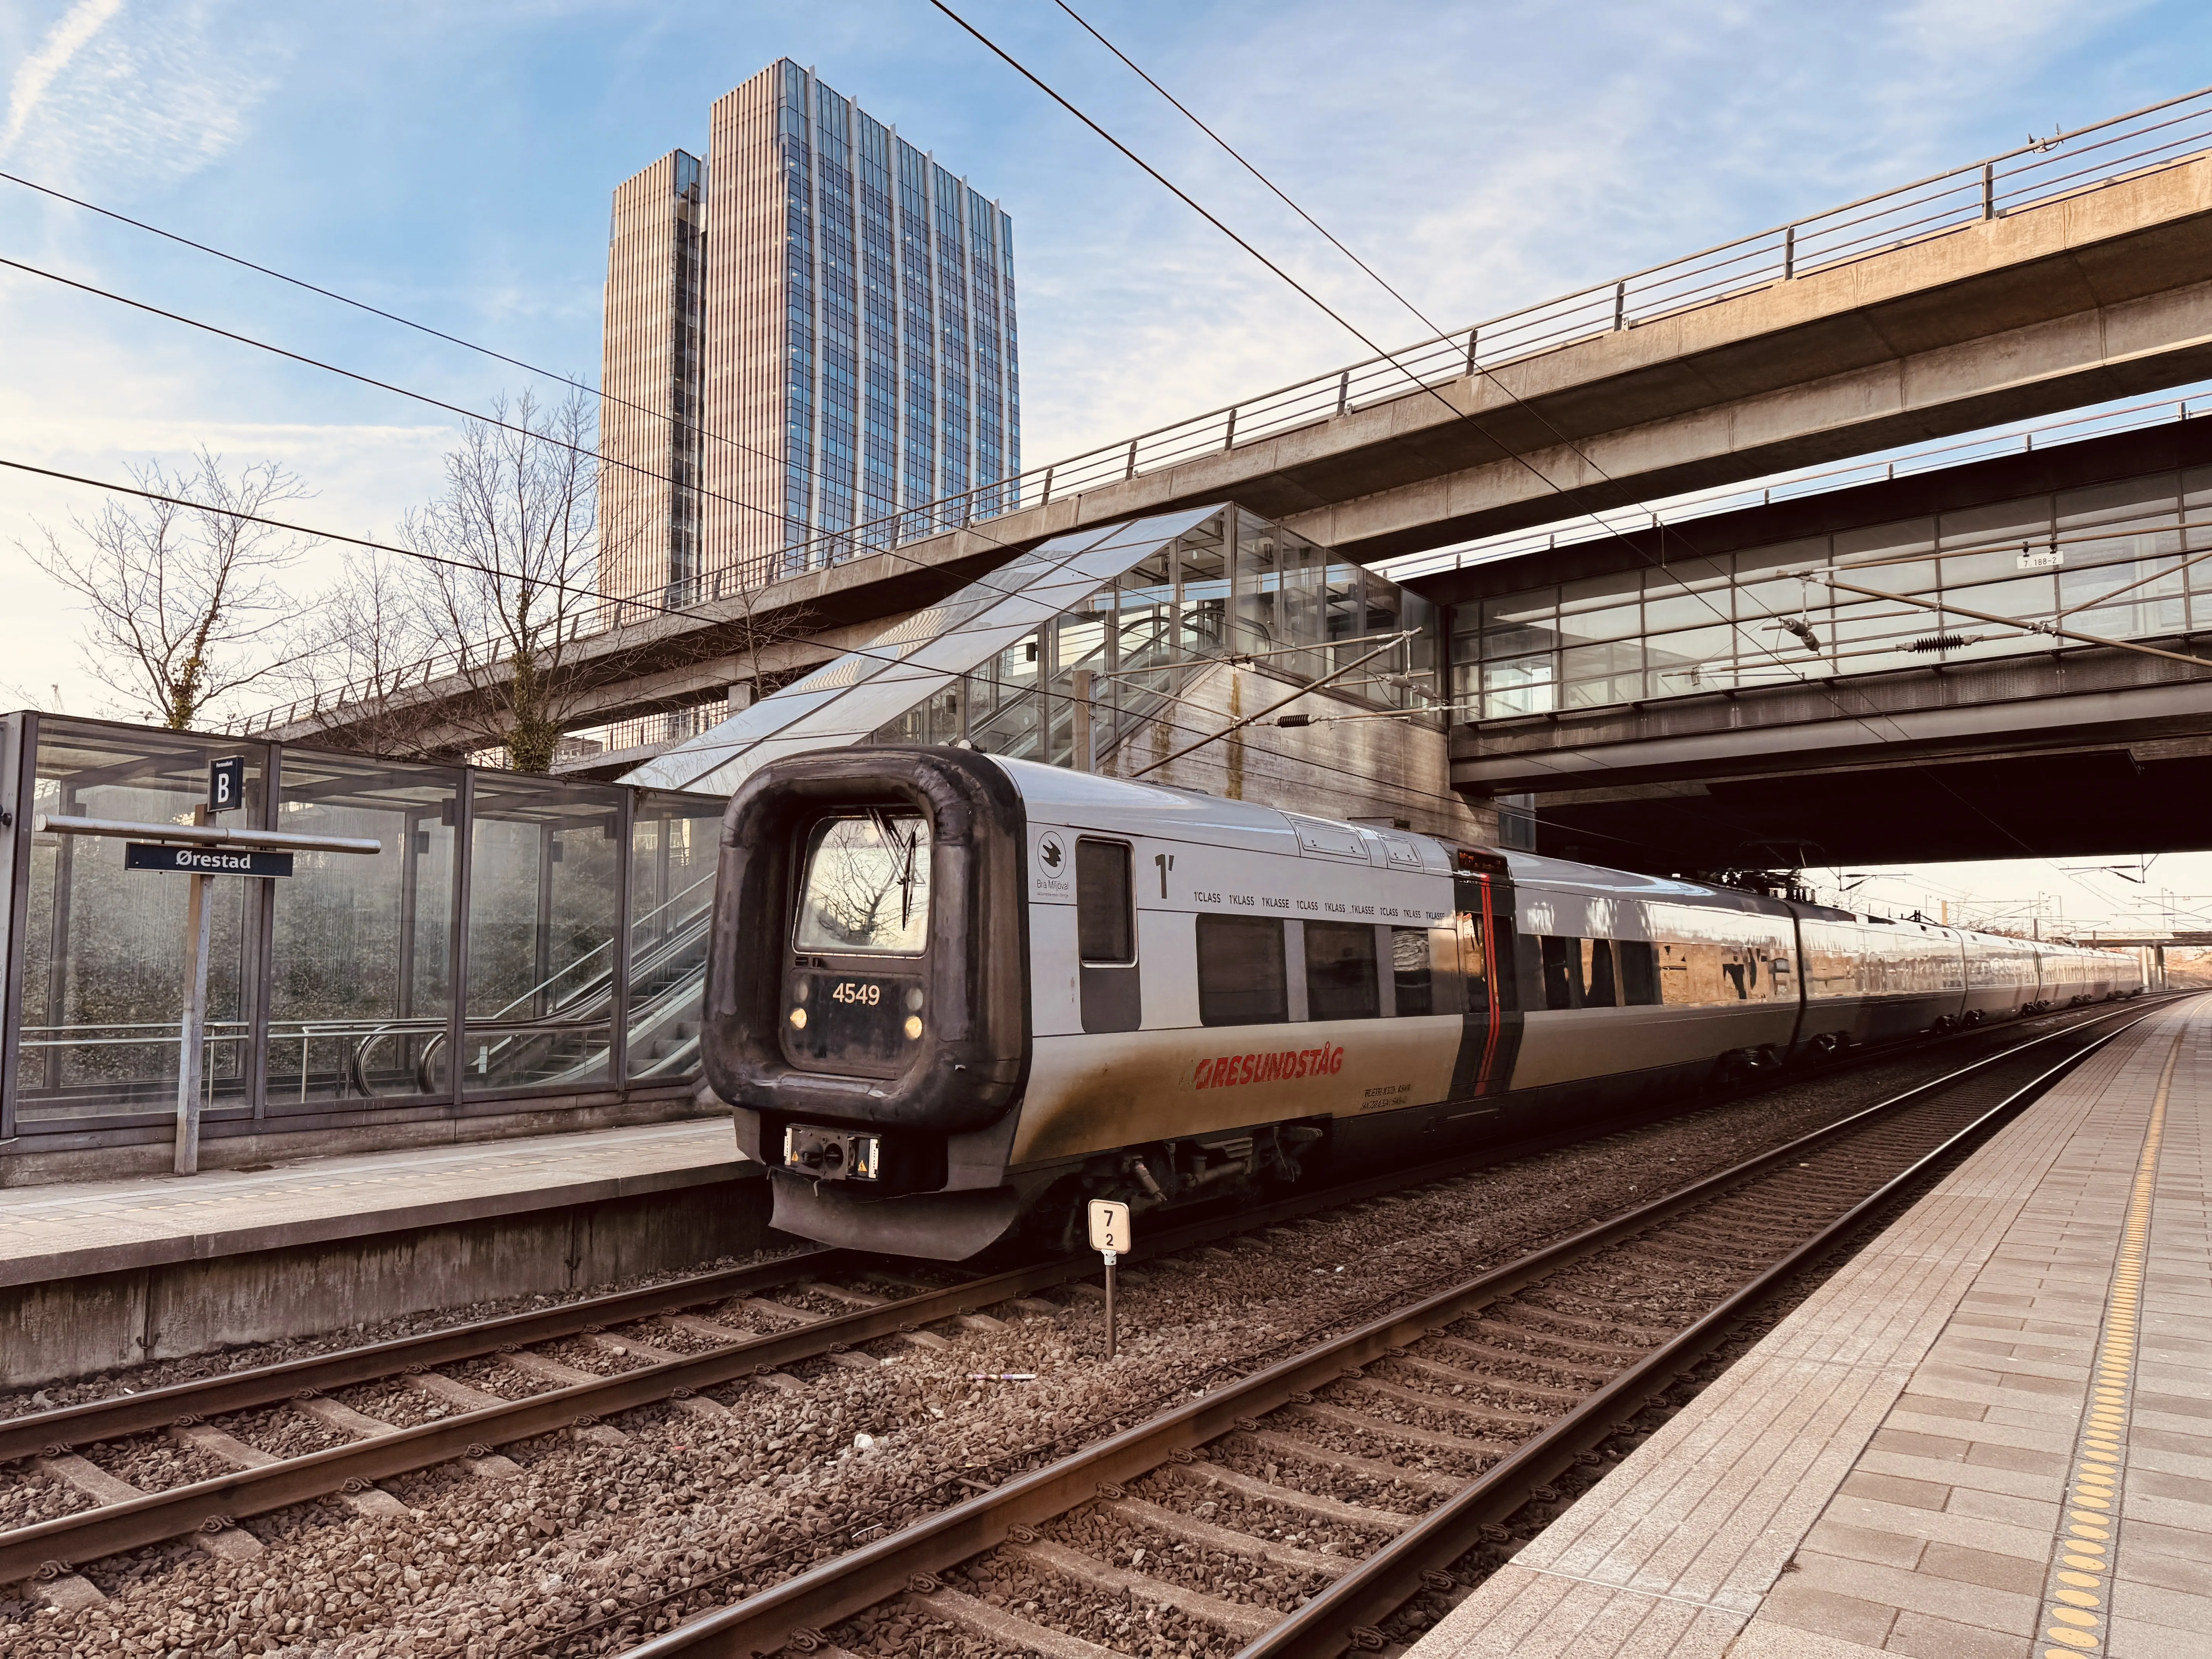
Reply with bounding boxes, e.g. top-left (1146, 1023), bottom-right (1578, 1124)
top-left (24, 450), bottom-right (321, 728)
top-left (278, 546), bottom-right (448, 757)
top-left (405, 390), bottom-right (607, 773)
